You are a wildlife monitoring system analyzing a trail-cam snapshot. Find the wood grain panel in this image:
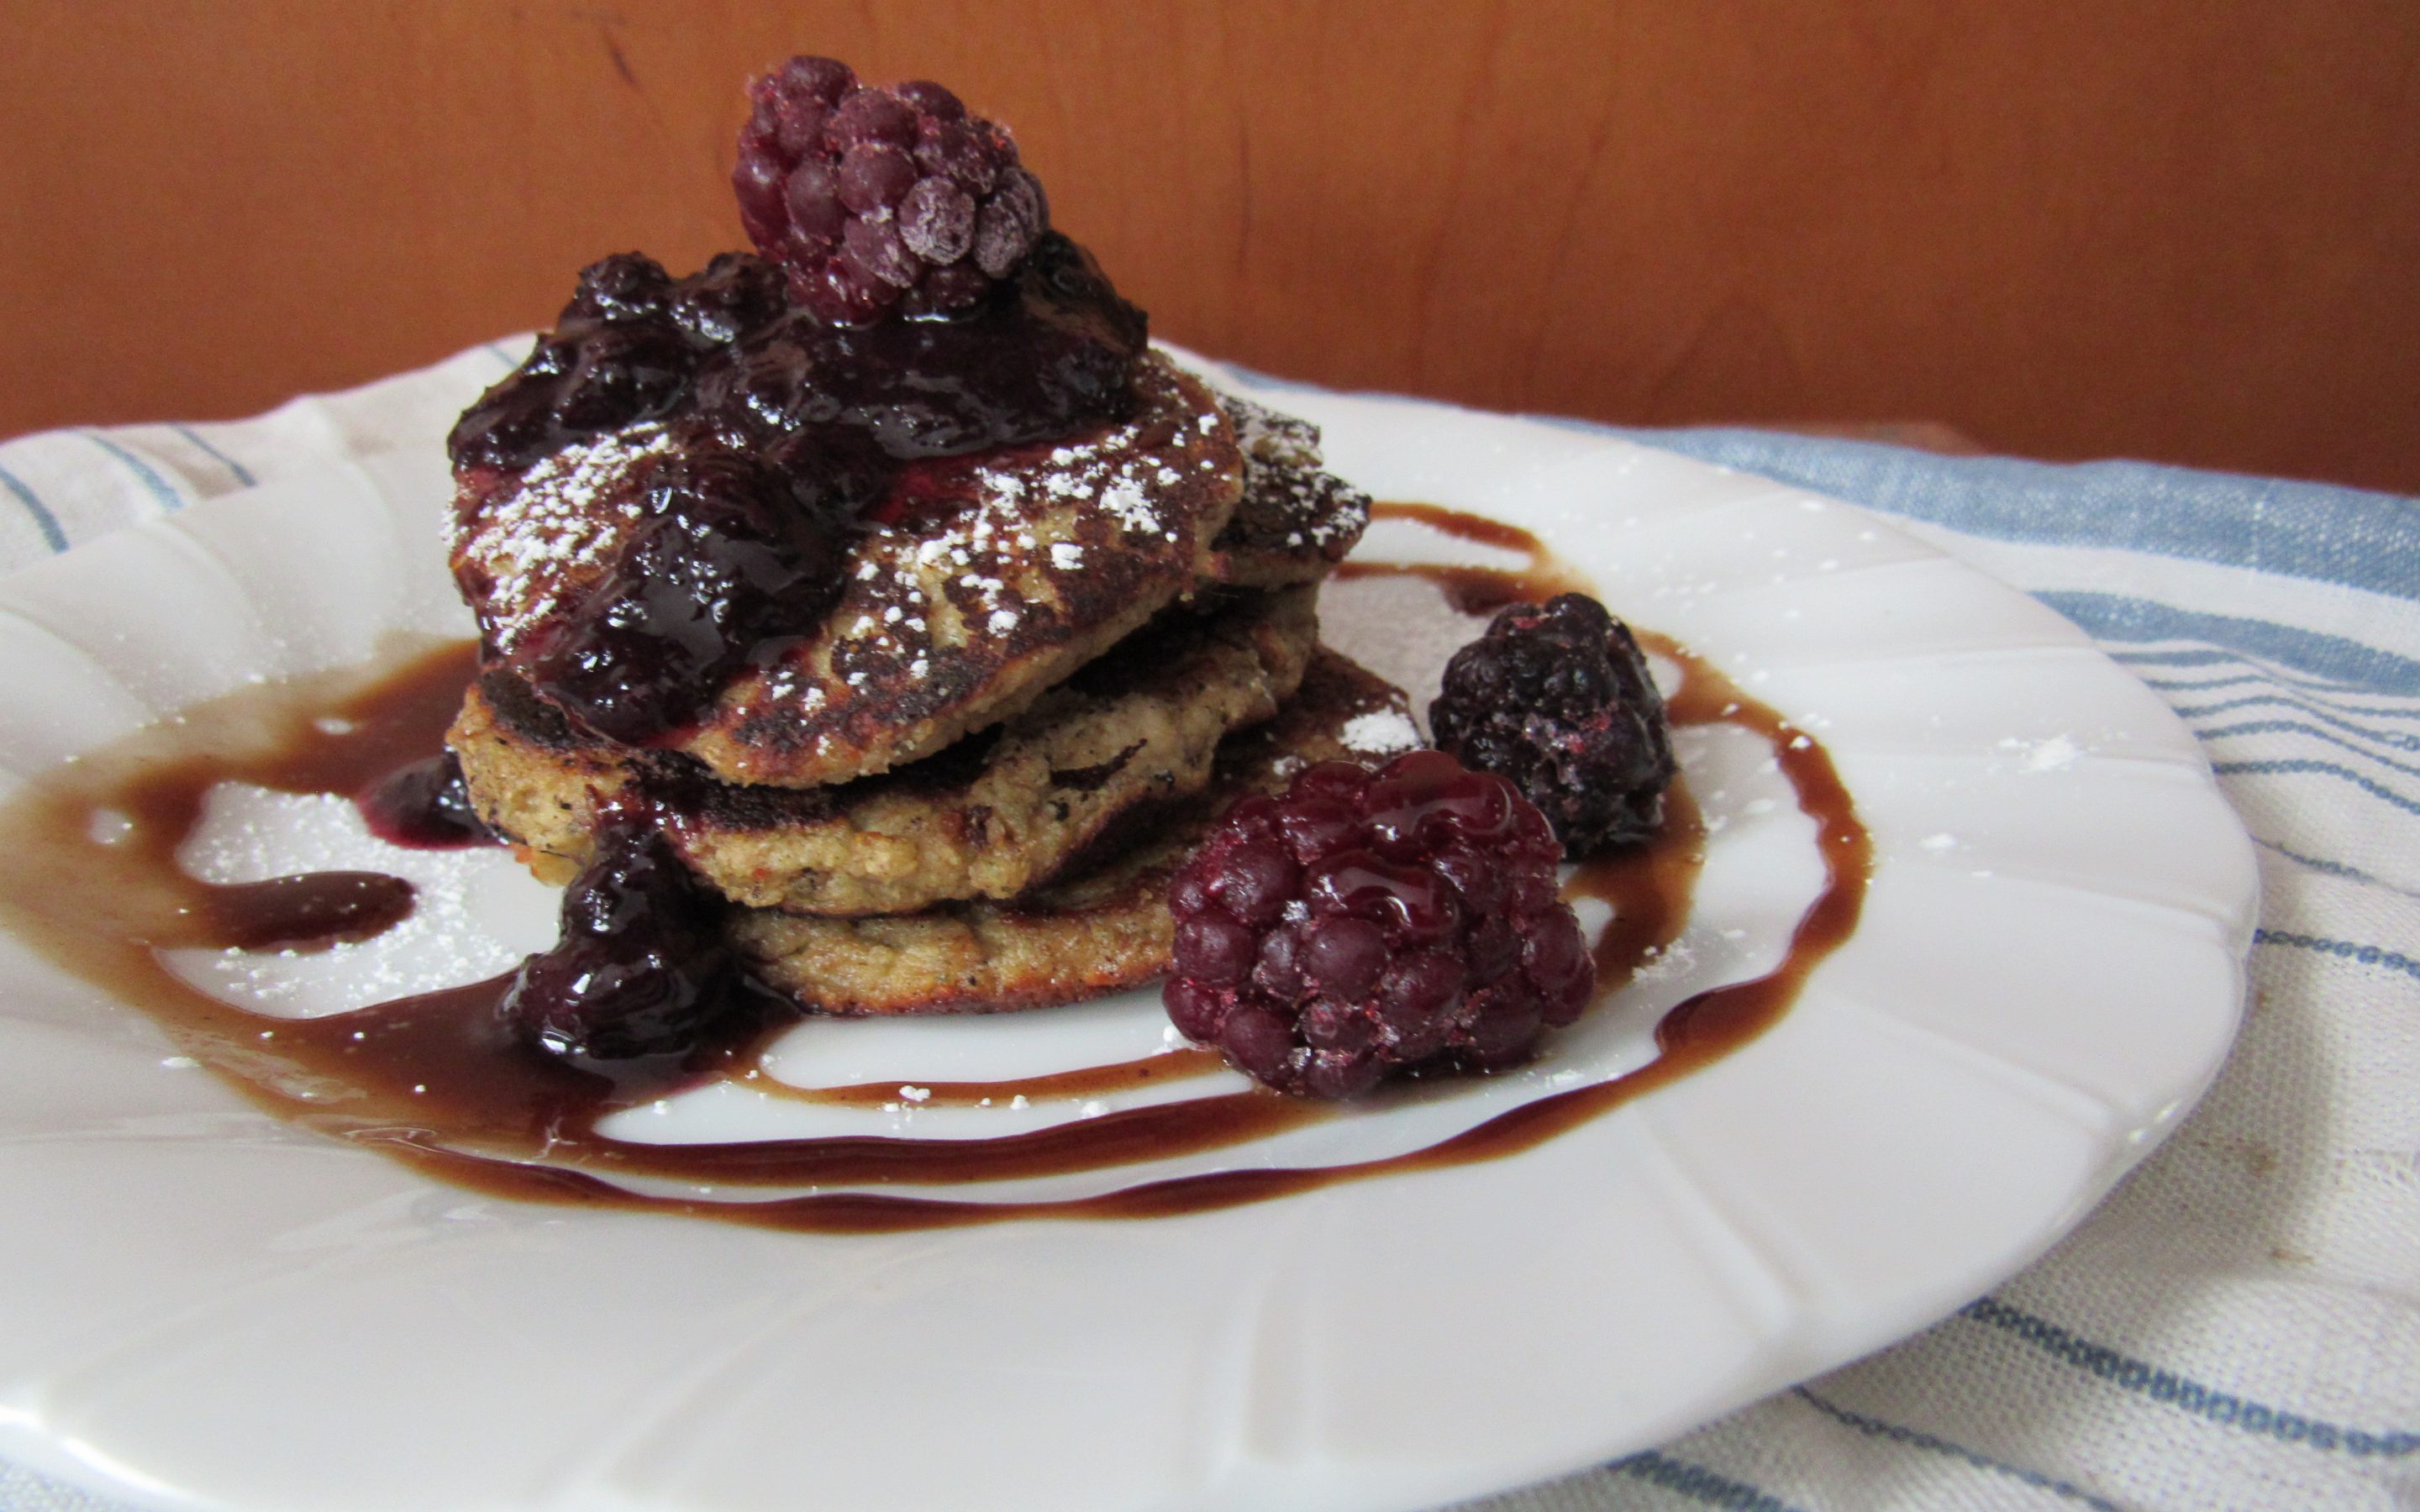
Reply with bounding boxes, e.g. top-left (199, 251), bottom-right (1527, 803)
top-left (3, 1), bottom-right (2414, 491)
